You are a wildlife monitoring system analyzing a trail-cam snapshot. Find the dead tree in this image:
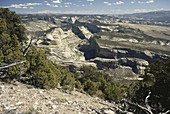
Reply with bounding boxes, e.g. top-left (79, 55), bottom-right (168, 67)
top-left (145, 91), bottom-right (151, 111)
top-left (123, 100), bottom-right (153, 114)
top-left (0, 39), bottom-right (32, 70)
top-left (161, 110), bottom-right (170, 114)
top-left (0, 61), bottom-right (26, 70)
top-left (23, 38), bottom-right (32, 57)
top-left (122, 91), bottom-right (170, 114)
